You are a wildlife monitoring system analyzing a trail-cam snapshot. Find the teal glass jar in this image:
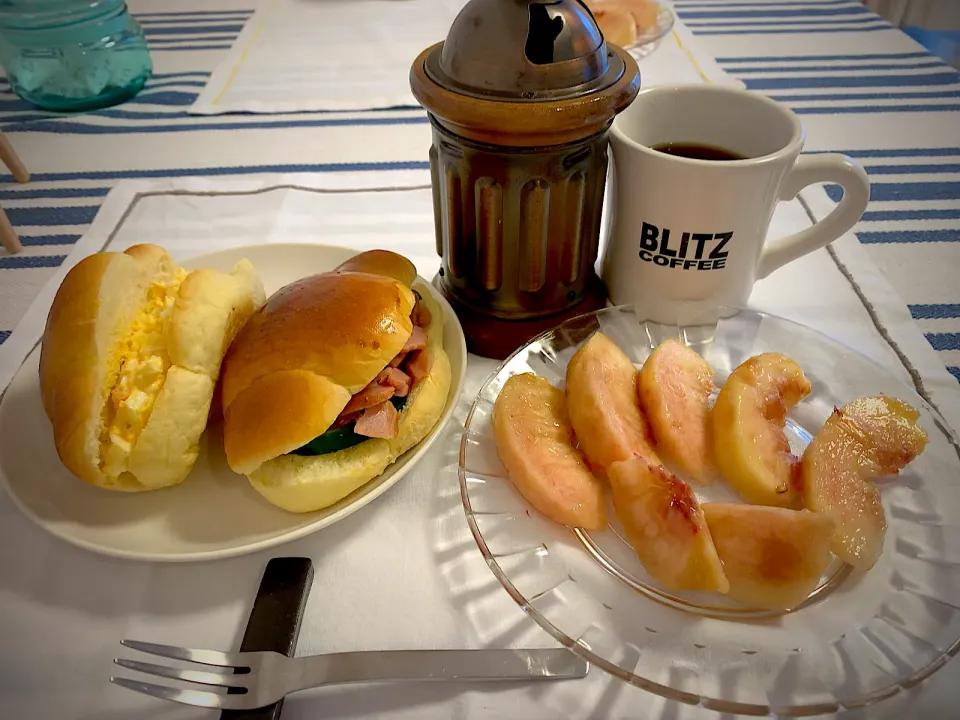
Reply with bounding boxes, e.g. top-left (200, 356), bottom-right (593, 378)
top-left (0, 0), bottom-right (152, 111)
